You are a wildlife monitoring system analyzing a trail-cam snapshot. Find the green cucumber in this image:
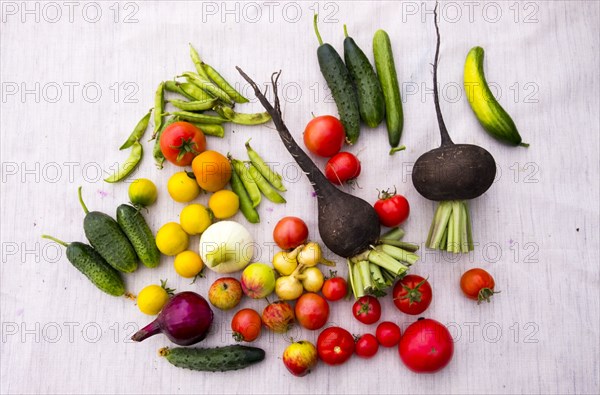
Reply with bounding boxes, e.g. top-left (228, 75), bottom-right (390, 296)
top-left (373, 29), bottom-right (404, 148)
top-left (314, 15), bottom-right (360, 144)
top-left (343, 26), bottom-right (385, 128)
top-left (41, 235), bottom-right (125, 296)
top-left (116, 204), bottom-right (160, 268)
top-left (78, 187), bottom-right (138, 273)
top-left (159, 345), bottom-right (265, 372)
